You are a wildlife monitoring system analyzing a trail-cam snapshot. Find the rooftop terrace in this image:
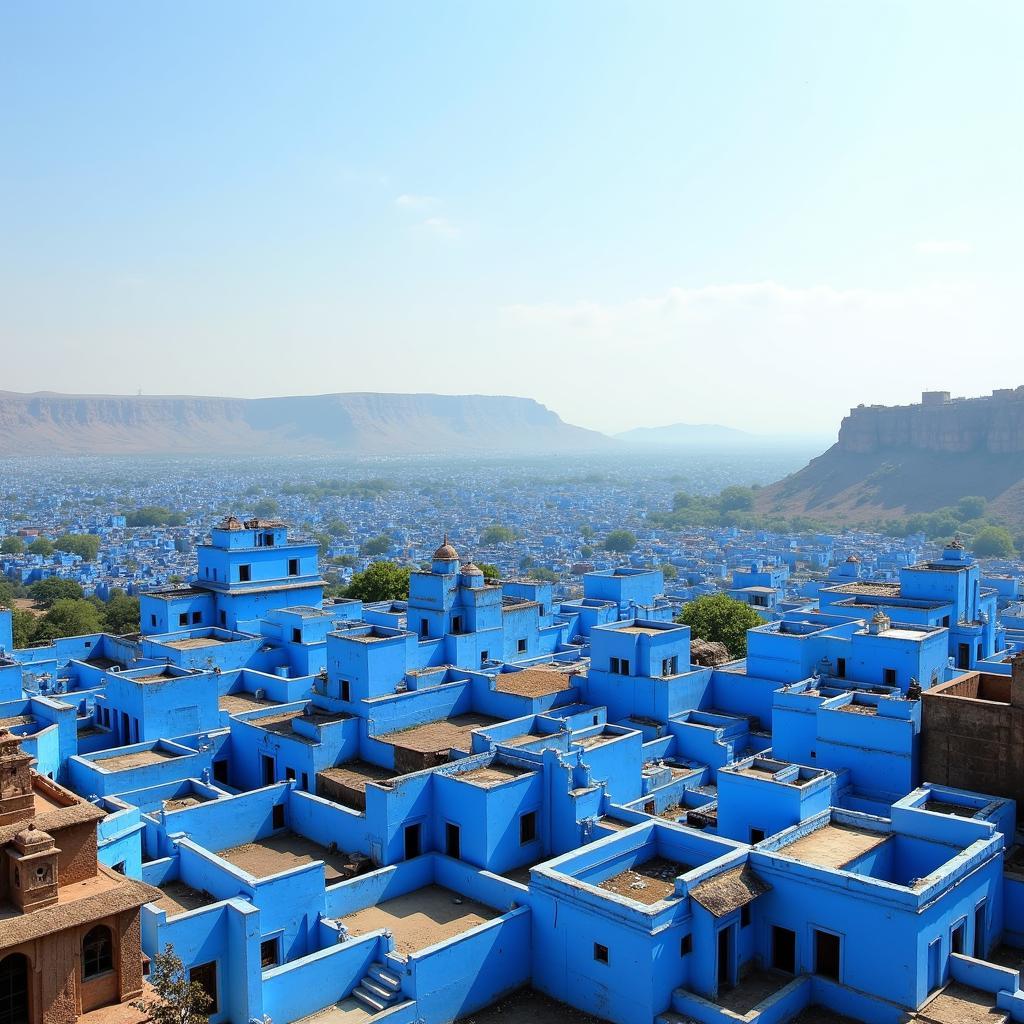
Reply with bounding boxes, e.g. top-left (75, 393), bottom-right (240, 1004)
top-left (218, 832), bottom-right (364, 883)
